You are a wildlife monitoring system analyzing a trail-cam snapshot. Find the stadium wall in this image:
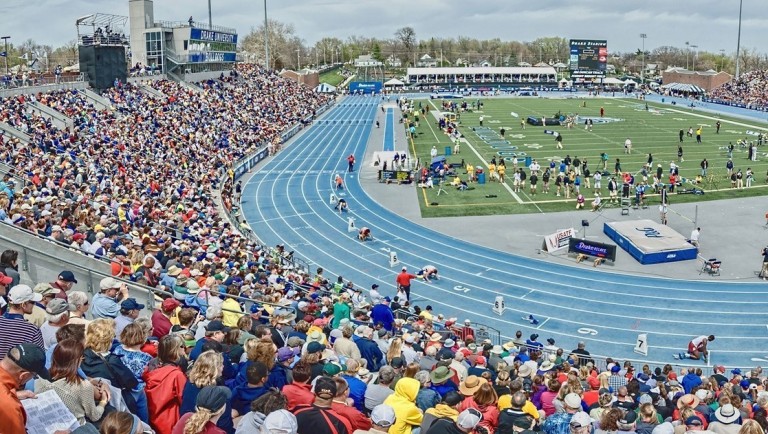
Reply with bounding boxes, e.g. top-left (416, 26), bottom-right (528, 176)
top-left (661, 69), bottom-right (732, 92)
